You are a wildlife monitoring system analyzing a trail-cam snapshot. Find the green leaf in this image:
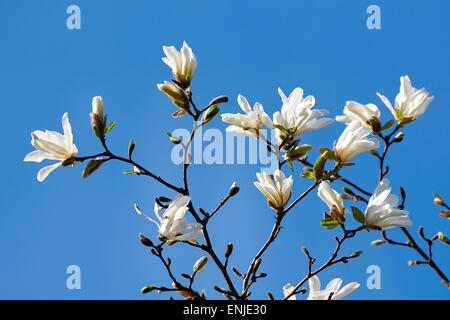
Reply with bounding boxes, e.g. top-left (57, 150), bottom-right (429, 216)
top-left (288, 162), bottom-right (294, 172)
top-left (381, 119), bottom-right (395, 131)
top-left (320, 218), bottom-right (340, 229)
top-left (104, 121), bottom-right (115, 134)
top-left (300, 171), bottom-right (314, 179)
top-left (197, 268), bottom-right (208, 273)
top-left (273, 124), bottom-right (290, 136)
top-left (320, 166), bottom-right (340, 181)
top-left (351, 206), bottom-right (365, 224)
top-left (82, 159), bottom-right (104, 178)
top-left (123, 170), bottom-right (138, 175)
